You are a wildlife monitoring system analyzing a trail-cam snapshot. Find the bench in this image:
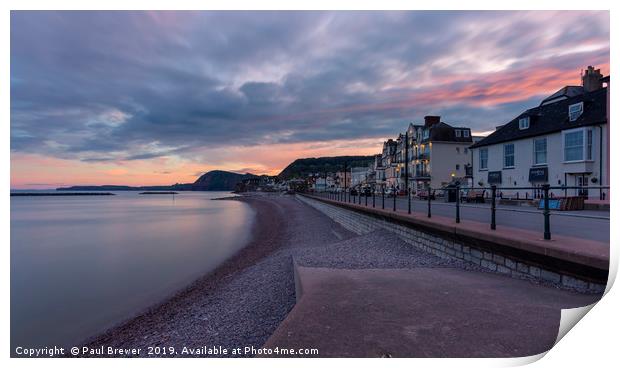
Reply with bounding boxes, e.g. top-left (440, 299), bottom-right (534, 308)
top-left (464, 189), bottom-right (486, 203)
